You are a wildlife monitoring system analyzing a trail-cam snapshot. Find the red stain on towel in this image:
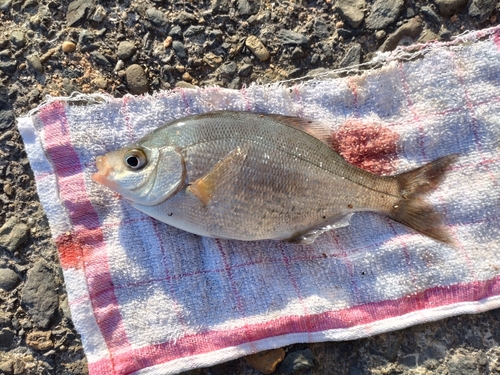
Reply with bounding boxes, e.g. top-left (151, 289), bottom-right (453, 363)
top-left (332, 119), bottom-right (399, 175)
